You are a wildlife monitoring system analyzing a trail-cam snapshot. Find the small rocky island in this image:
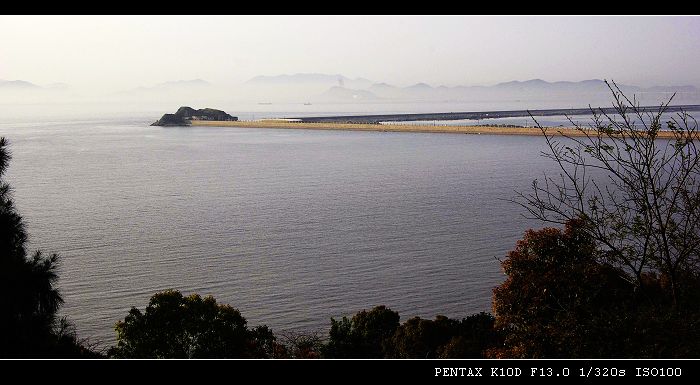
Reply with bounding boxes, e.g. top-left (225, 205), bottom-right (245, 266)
top-left (151, 107), bottom-right (237, 126)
